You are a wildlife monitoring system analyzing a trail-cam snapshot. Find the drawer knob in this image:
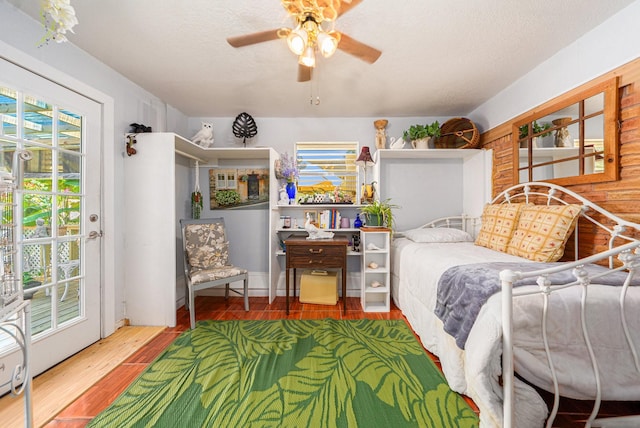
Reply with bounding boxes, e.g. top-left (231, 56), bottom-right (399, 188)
top-left (309, 248), bottom-right (323, 254)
